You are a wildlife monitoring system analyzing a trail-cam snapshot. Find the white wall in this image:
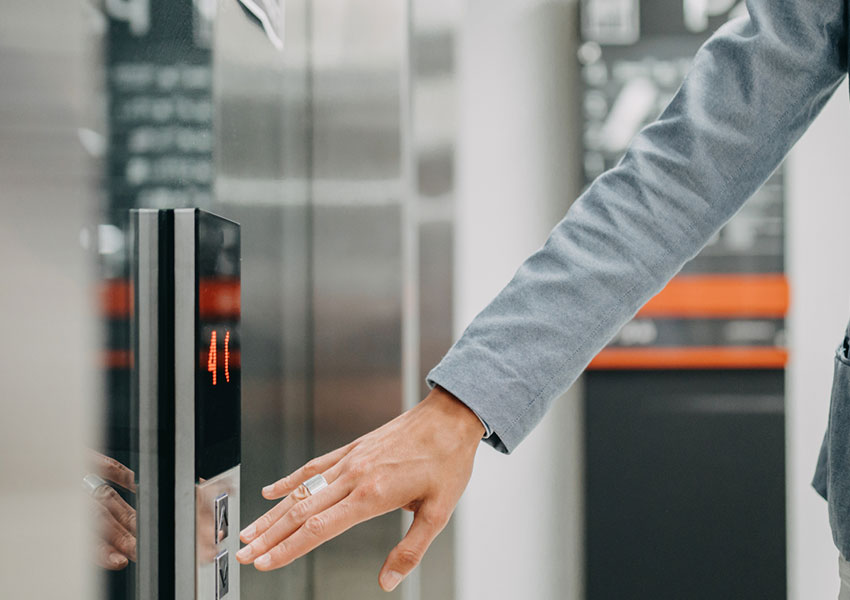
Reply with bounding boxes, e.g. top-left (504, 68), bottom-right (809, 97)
top-left (786, 81), bottom-right (850, 599)
top-left (454, 1), bottom-right (583, 598)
